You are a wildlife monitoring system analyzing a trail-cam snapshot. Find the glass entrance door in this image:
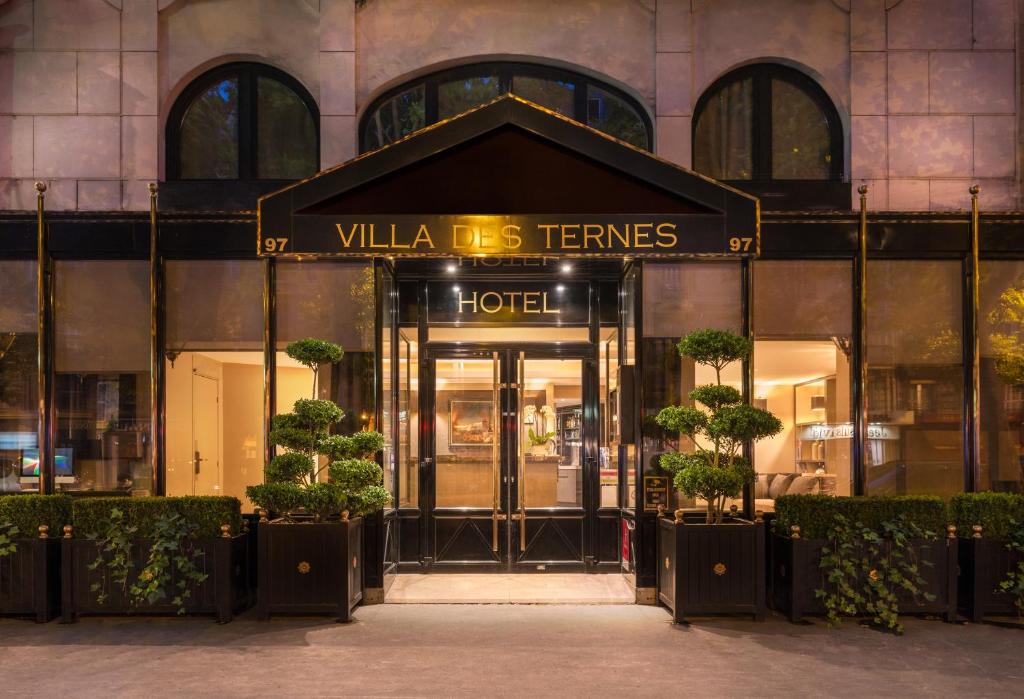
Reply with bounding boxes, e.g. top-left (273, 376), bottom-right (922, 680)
top-left (425, 346), bottom-right (594, 570)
